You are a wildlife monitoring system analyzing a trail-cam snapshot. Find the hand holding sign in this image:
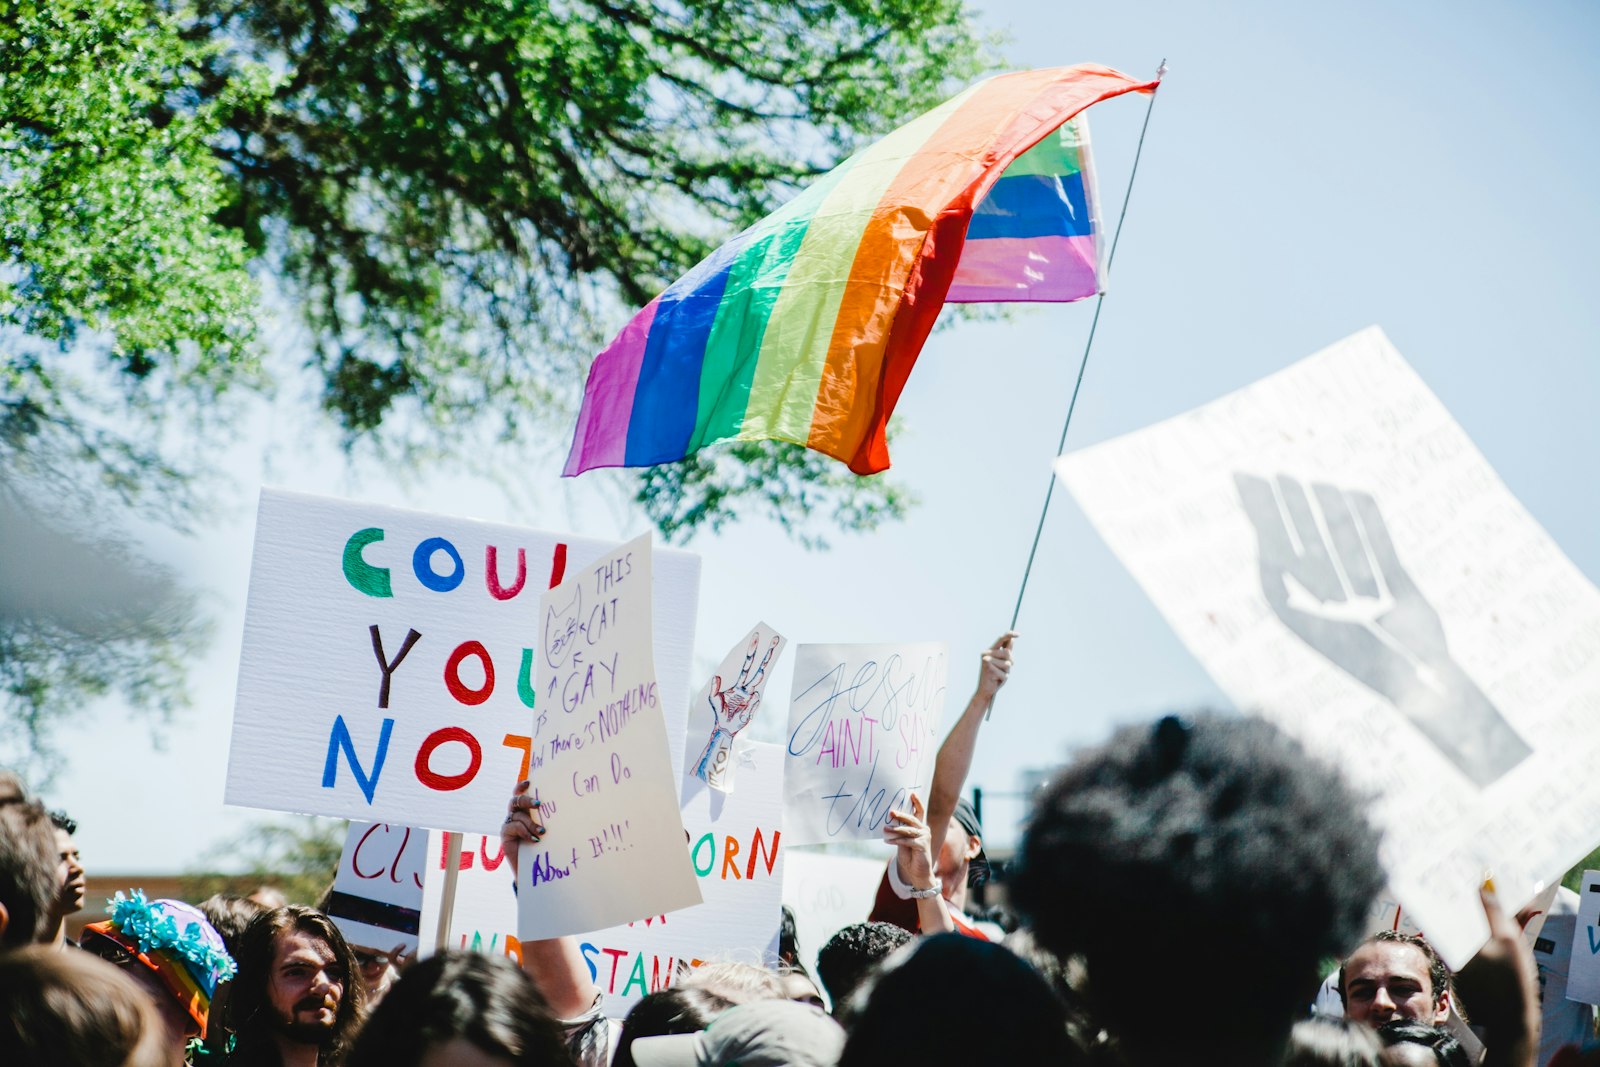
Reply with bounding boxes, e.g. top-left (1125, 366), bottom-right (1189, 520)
top-left (1234, 472), bottom-right (1531, 787)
